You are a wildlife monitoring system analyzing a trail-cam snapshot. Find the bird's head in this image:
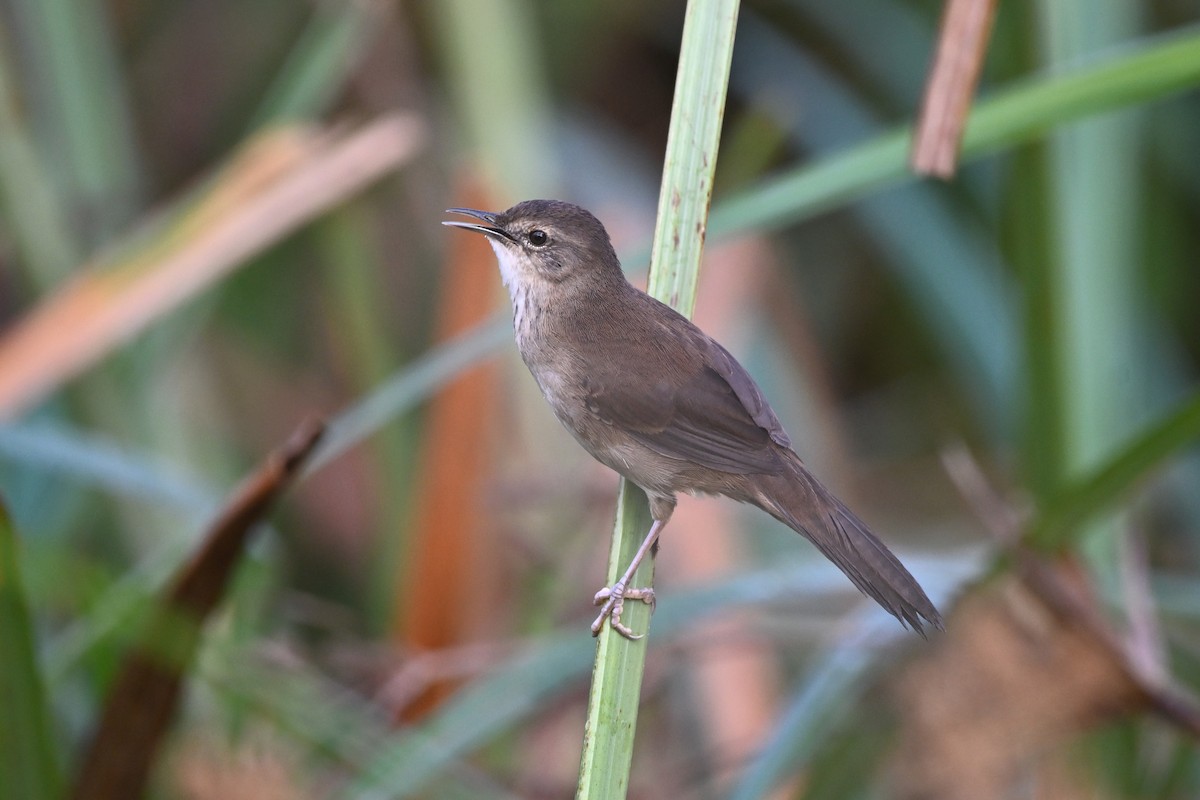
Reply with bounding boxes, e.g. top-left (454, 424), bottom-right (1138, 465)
top-left (443, 199), bottom-right (624, 298)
